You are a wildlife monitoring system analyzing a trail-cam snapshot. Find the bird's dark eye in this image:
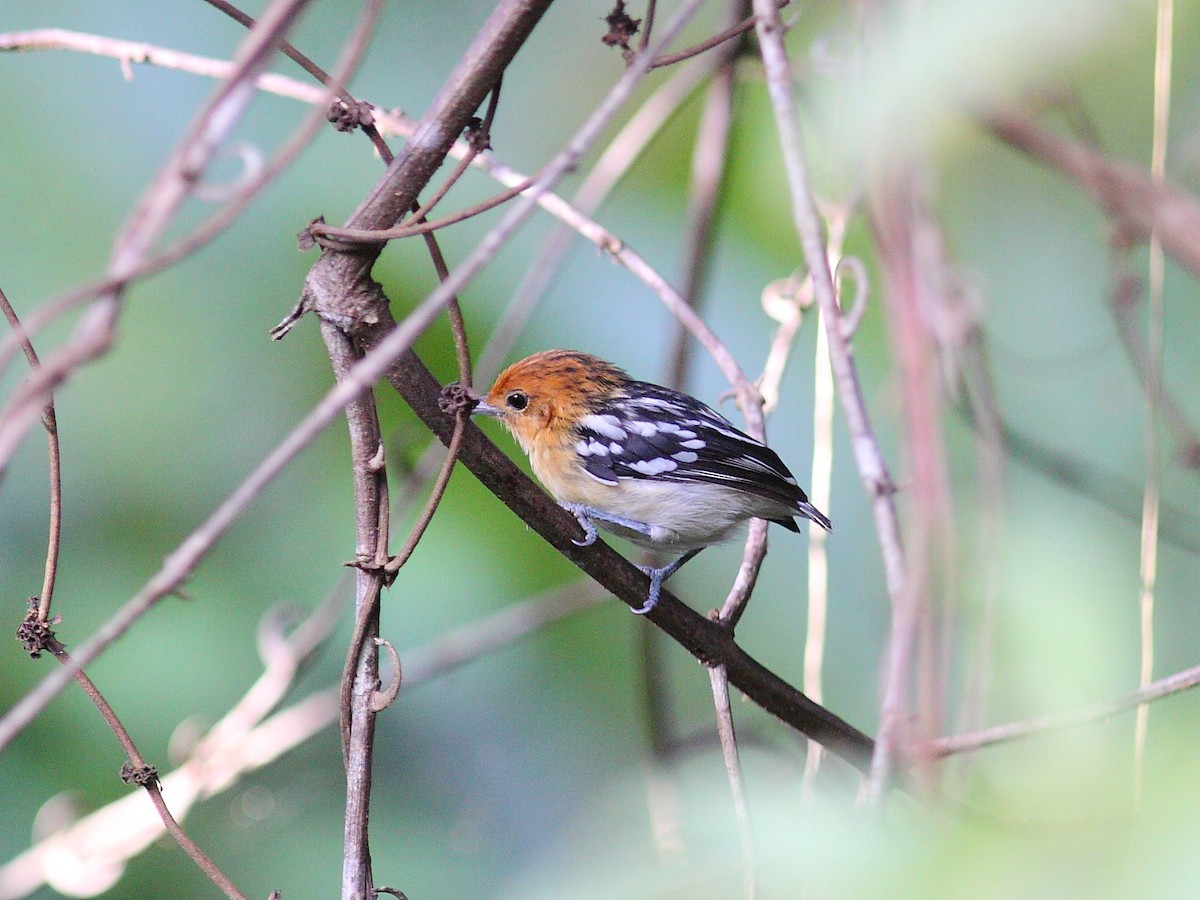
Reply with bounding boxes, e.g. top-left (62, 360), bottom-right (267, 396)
top-left (505, 391), bottom-right (529, 411)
